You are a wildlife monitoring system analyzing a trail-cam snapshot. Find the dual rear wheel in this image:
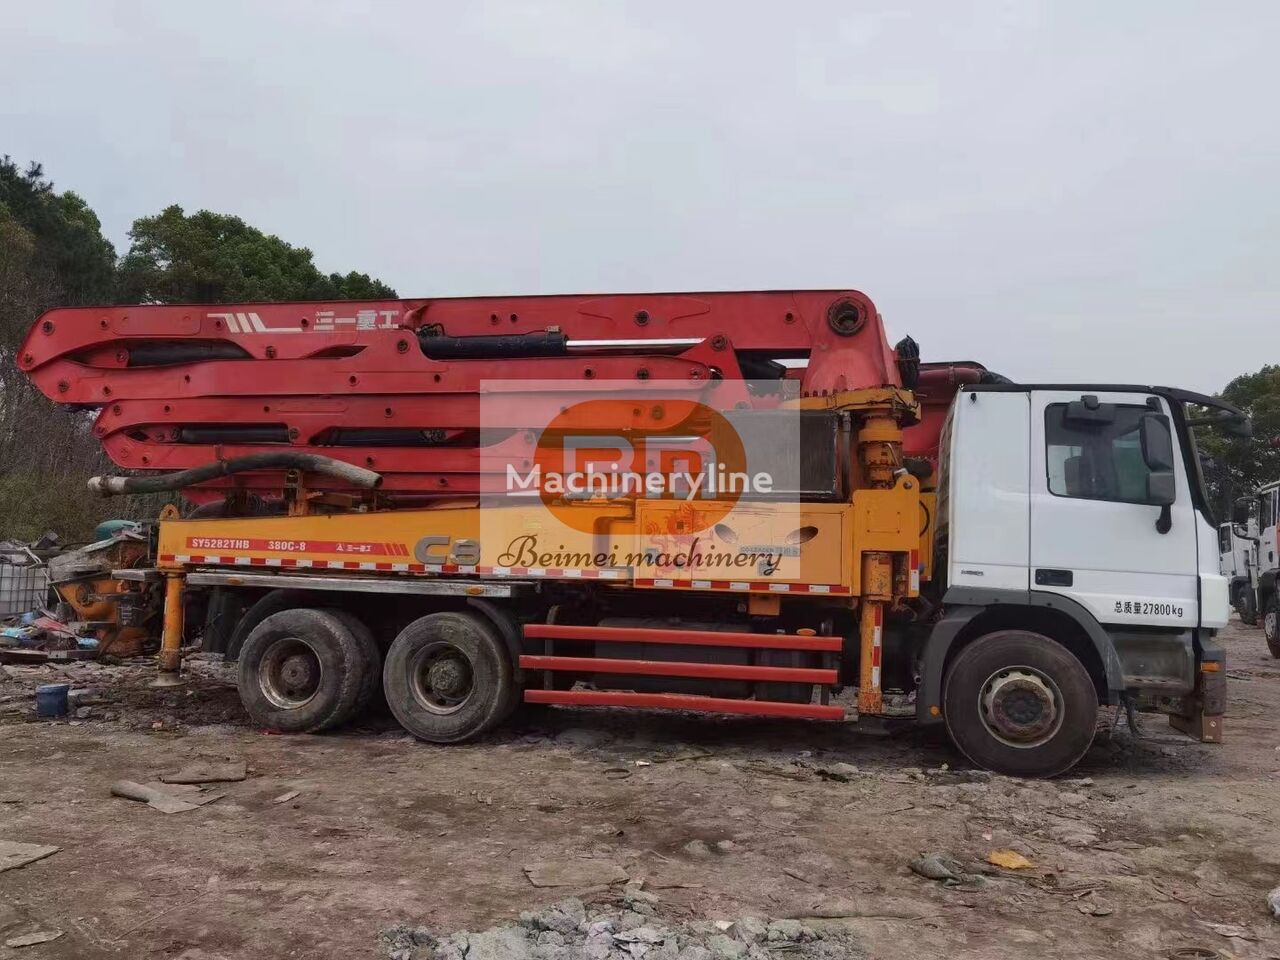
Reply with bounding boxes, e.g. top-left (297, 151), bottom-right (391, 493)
top-left (382, 611), bottom-right (516, 742)
top-left (238, 608), bottom-right (513, 741)
top-left (237, 608), bottom-right (378, 733)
